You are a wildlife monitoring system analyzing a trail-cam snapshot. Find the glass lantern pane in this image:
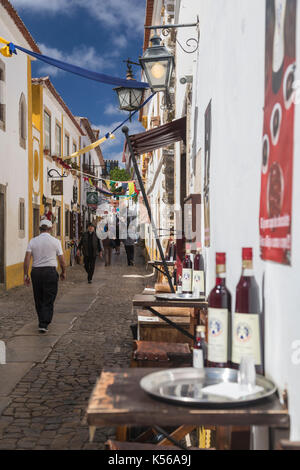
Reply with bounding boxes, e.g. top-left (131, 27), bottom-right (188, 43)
top-left (117, 87), bottom-right (143, 111)
top-left (144, 59), bottom-right (169, 91)
top-left (131, 89), bottom-right (143, 108)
